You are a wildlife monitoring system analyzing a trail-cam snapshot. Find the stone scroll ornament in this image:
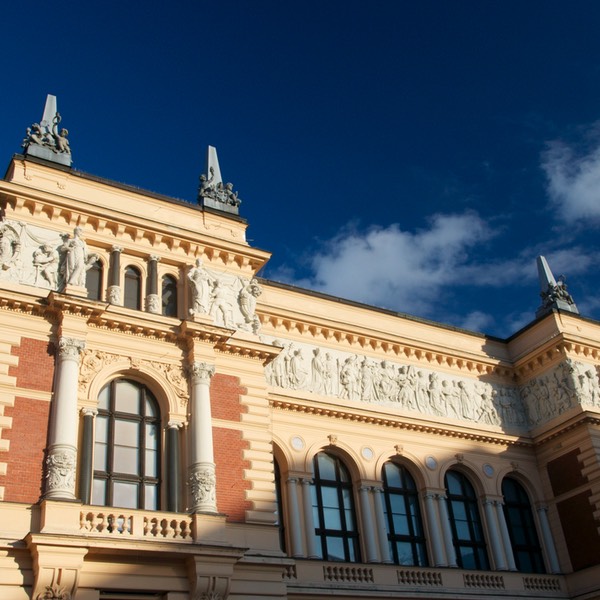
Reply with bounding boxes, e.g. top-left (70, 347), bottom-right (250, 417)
top-left (263, 337), bottom-right (528, 430)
